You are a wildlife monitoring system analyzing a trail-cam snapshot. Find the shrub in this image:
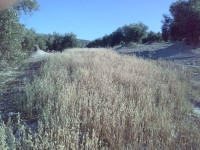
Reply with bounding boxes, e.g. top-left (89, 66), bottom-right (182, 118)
top-left (0, 8), bottom-right (25, 63)
top-left (162, 0), bottom-right (200, 44)
top-left (122, 22), bottom-right (148, 44)
top-left (87, 22), bottom-right (149, 48)
top-left (0, 0), bottom-right (39, 64)
top-left (142, 31), bottom-right (162, 43)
